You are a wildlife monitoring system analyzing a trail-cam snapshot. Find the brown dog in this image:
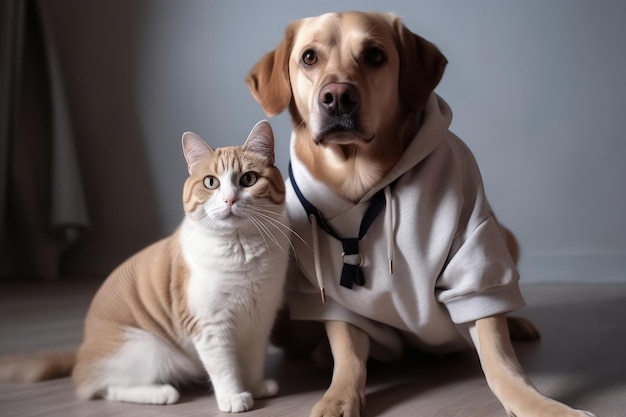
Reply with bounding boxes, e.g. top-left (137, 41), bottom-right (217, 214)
top-left (247, 11), bottom-right (594, 417)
